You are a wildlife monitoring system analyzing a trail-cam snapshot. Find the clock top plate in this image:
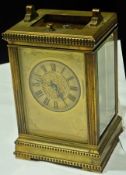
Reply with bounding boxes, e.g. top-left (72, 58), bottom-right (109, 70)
top-left (3, 8), bottom-right (117, 50)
